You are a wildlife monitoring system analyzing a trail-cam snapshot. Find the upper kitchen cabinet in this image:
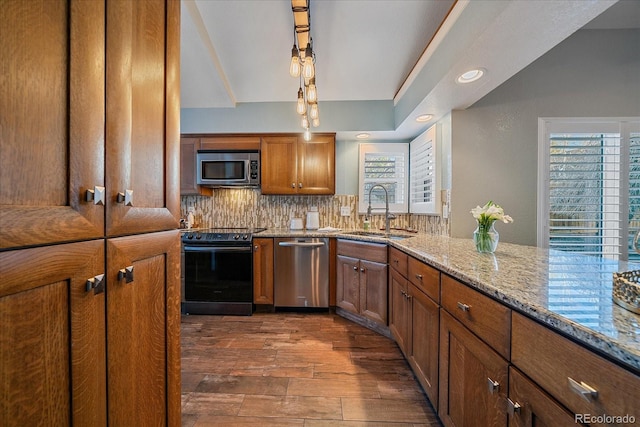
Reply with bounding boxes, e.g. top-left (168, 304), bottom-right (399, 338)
top-left (180, 137), bottom-right (212, 196)
top-left (0, 0), bottom-right (106, 249)
top-left (106, 0), bottom-right (180, 237)
top-left (0, 0), bottom-right (180, 250)
top-left (261, 133), bottom-right (335, 195)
